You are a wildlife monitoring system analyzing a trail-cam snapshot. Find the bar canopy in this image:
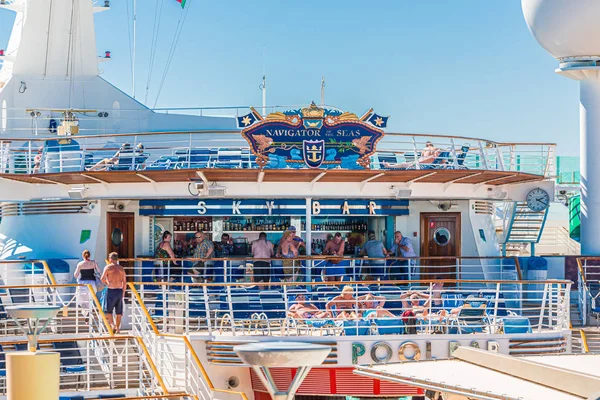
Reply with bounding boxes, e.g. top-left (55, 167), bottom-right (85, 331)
top-left (354, 347), bottom-right (600, 400)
